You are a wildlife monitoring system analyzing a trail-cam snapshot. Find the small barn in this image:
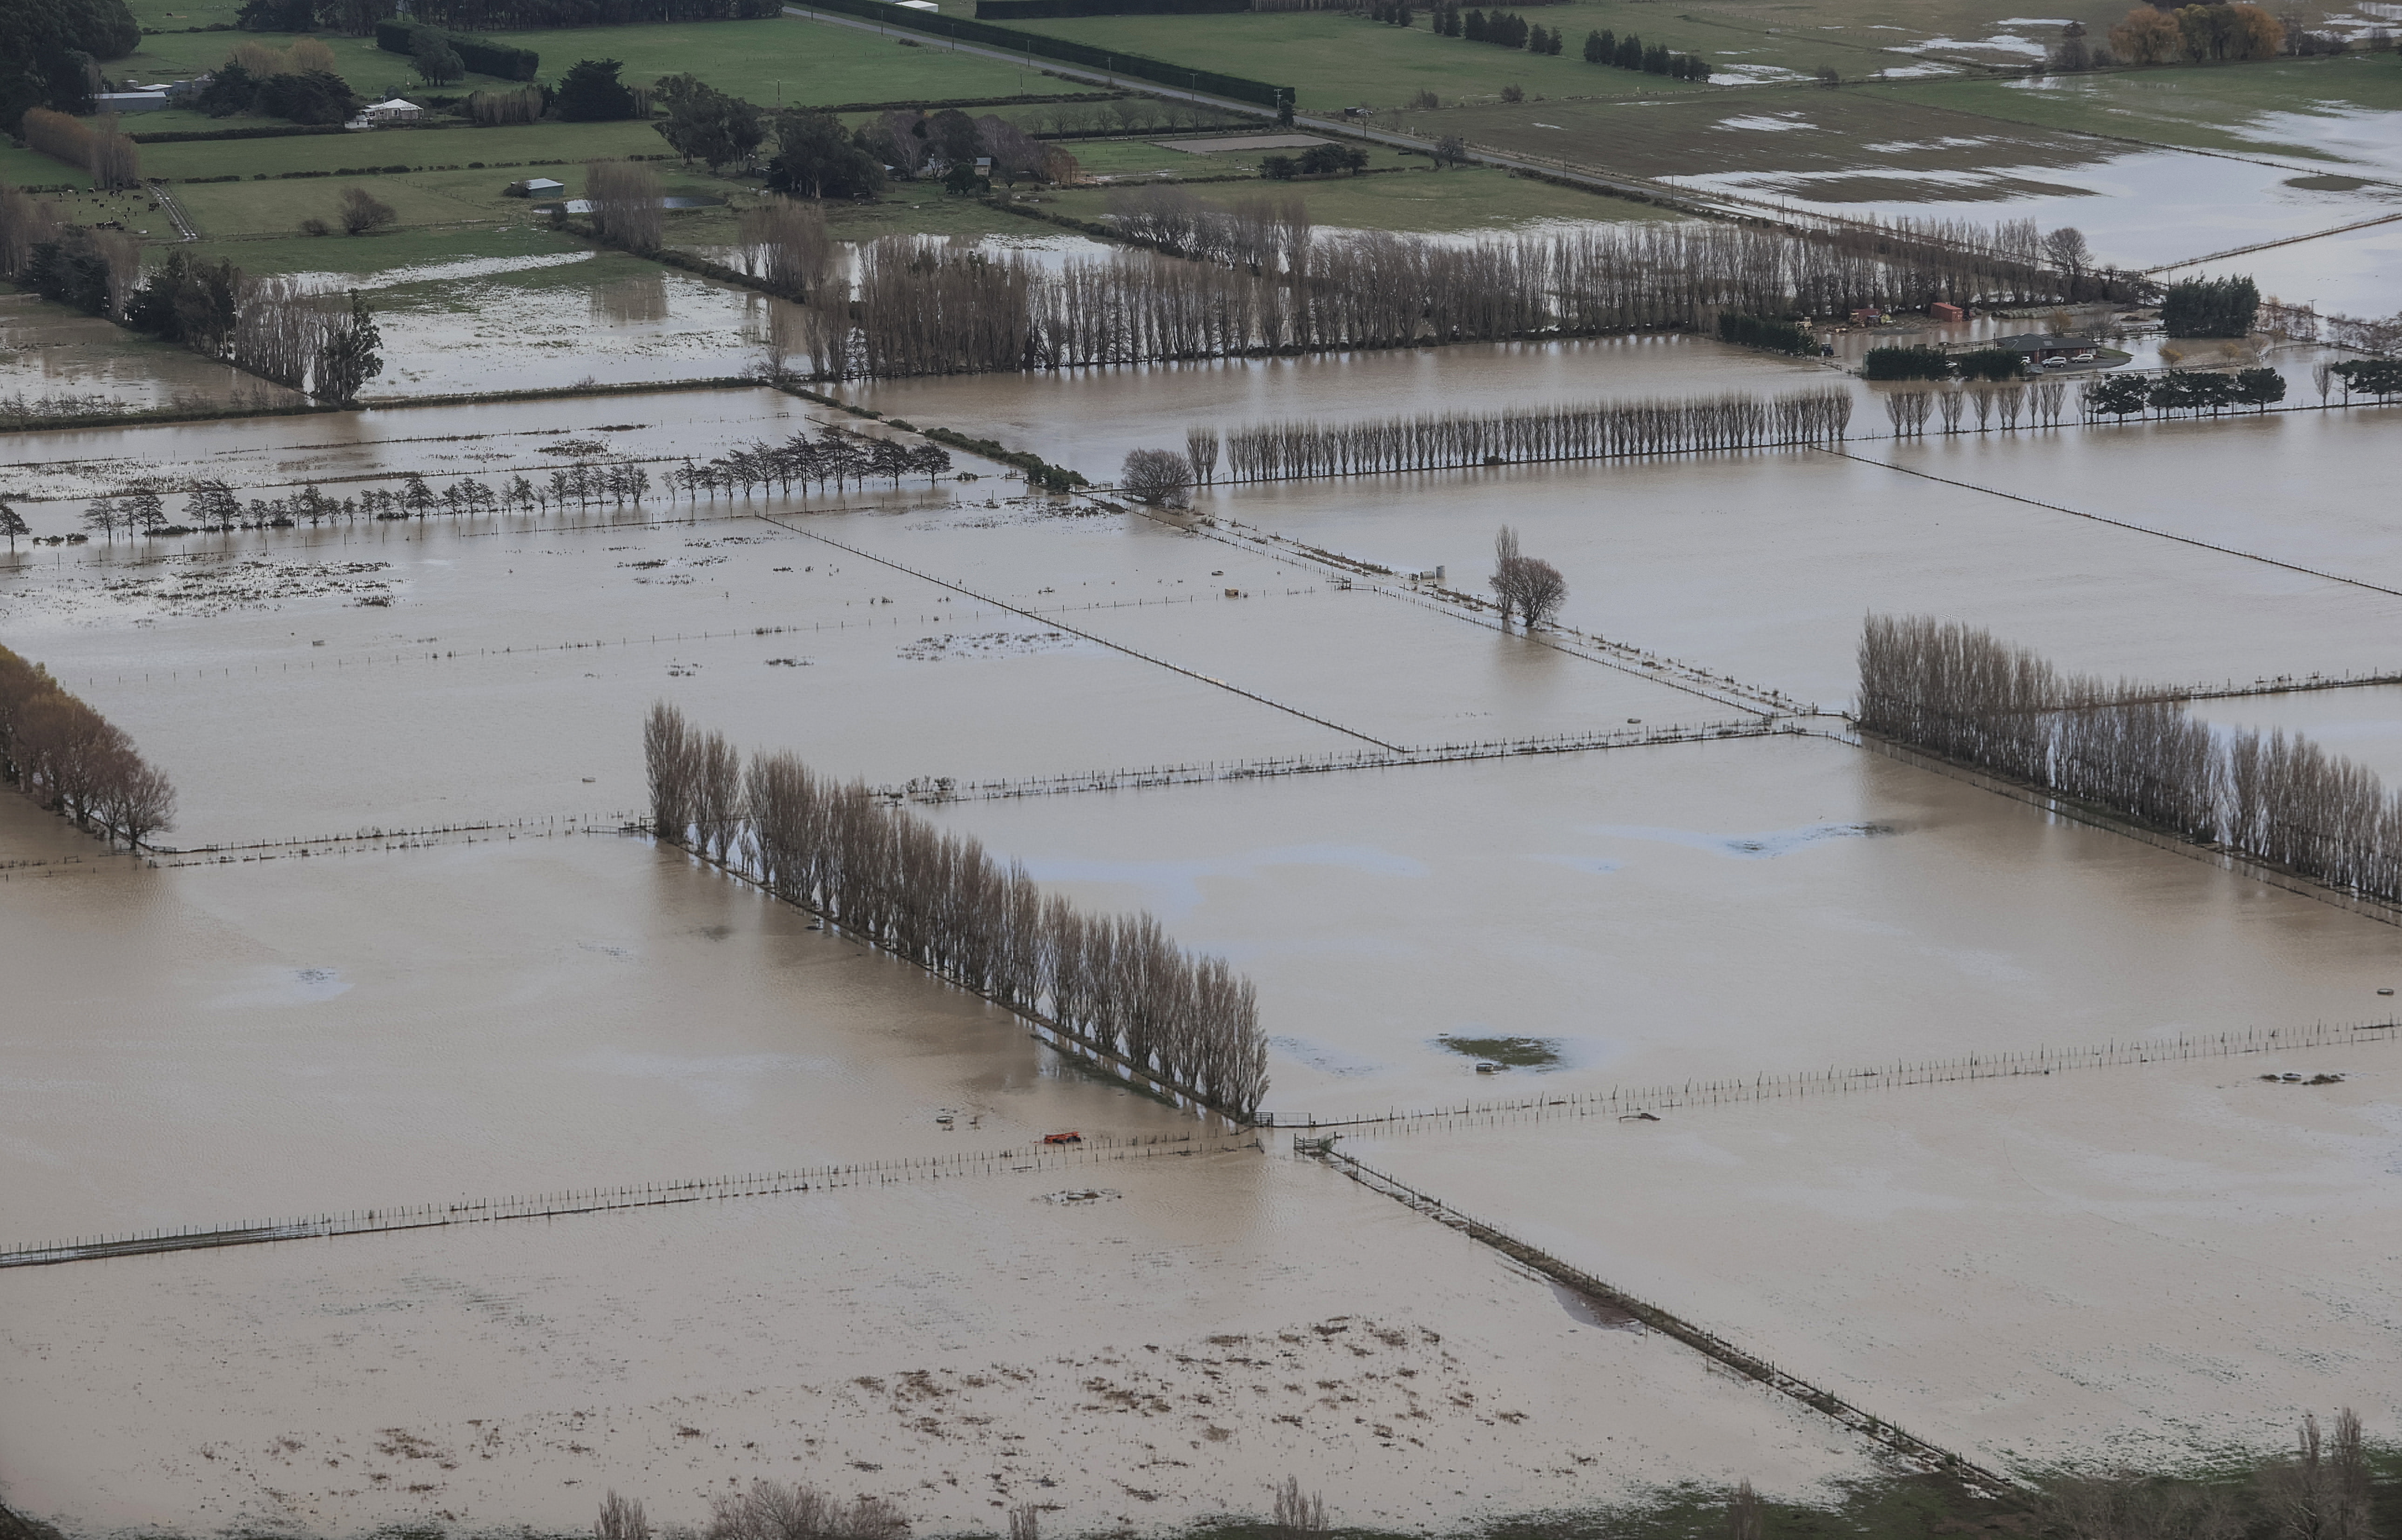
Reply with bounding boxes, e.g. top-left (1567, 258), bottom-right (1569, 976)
top-left (506, 176), bottom-right (567, 198)
top-left (358, 98), bottom-right (425, 124)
